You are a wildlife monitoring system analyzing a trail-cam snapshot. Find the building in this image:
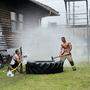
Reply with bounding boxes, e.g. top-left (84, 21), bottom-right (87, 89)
top-left (0, 0), bottom-right (59, 49)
